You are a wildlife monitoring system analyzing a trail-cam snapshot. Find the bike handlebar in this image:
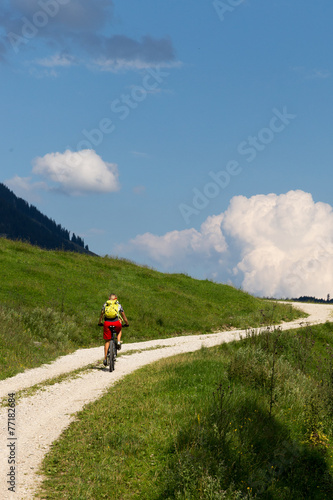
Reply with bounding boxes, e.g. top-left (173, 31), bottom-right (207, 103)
top-left (98, 323), bottom-right (129, 327)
